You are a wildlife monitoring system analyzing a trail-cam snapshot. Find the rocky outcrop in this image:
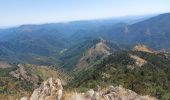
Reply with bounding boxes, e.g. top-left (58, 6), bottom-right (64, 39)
top-left (21, 79), bottom-right (157, 100)
top-left (67, 85), bottom-right (157, 100)
top-left (128, 54), bottom-right (147, 69)
top-left (65, 87), bottom-right (102, 100)
top-left (22, 78), bottom-right (63, 100)
top-left (133, 44), bottom-right (154, 53)
top-left (103, 85), bottom-right (157, 100)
